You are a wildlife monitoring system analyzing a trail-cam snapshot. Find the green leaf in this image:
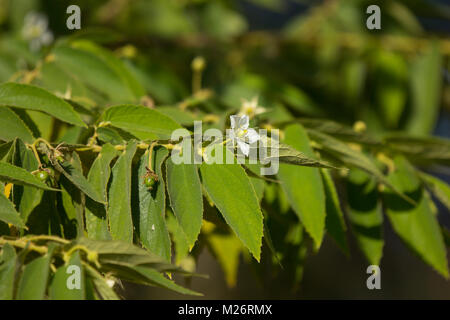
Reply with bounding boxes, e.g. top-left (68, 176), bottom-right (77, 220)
top-left (0, 141), bottom-right (13, 161)
top-left (166, 212), bottom-right (190, 265)
top-left (277, 124), bottom-right (326, 249)
top-left (0, 244), bottom-right (16, 300)
top-left (101, 104), bottom-right (184, 140)
top-left (384, 156), bottom-right (448, 278)
top-left (346, 169), bottom-right (384, 265)
top-left (136, 148), bottom-right (171, 262)
top-left (443, 227), bottom-right (450, 248)
top-left (157, 106), bottom-right (199, 126)
top-left (419, 172), bottom-right (450, 211)
top-left (11, 108), bottom-right (42, 139)
top-left (11, 139), bottom-right (43, 222)
top-left (37, 59), bottom-right (92, 104)
top-left (0, 190), bottom-right (25, 228)
top-left (0, 107), bottom-right (34, 143)
top-left (166, 160), bottom-right (203, 249)
top-left (373, 51), bottom-right (408, 128)
top-left (132, 266), bottom-right (202, 296)
top-left (308, 129), bottom-right (411, 202)
top-left (59, 183), bottom-right (82, 237)
top-left (406, 43), bottom-right (442, 135)
top-left (72, 237), bottom-right (169, 270)
top-left (52, 43), bottom-right (140, 103)
top-left (85, 144), bottom-right (118, 240)
top-left (259, 136), bottom-right (334, 168)
top-left (298, 118), bottom-right (380, 145)
top-left (385, 135), bottom-right (450, 166)
top-left (51, 152), bottom-right (104, 204)
top-left (108, 141), bottom-right (137, 242)
top-left (70, 40), bottom-right (145, 100)
top-left (96, 127), bottom-right (129, 145)
top-left (200, 145), bottom-right (263, 261)
top-left (49, 252), bottom-right (85, 300)
top-left (84, 263), bottom-right (119, 300)
top-left (58, 152), bottom-right (85, 235)
top-left (26, 191), bottom-right (62, 236)
top-left (0, 161), bottom-right (56, 190)
top-left (0, 82), bottom-right (86, 127)
top-left (250, 175), bottom-right (265, 202)
top-left (277, 83), bottom-right (323, 116)
top-left (321, 169), bottom-right (348, 254)
top-left (16, 247), bottom-right (54, 300)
